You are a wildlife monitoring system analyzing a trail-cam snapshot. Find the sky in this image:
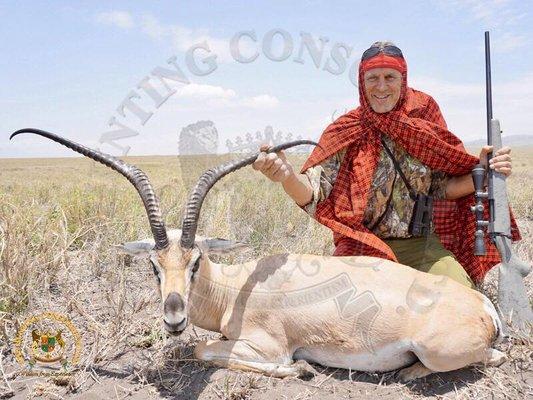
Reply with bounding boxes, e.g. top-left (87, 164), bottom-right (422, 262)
top-left (1, 0), bottom-right (532, 158)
